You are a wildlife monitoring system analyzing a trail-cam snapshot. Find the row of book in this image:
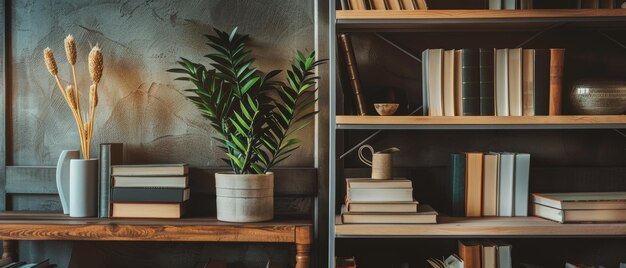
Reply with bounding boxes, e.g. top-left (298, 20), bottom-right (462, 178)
top-left (0, 257), bottom-right (51, 268)
top-left (531, 192), bottom-right (626, 223)
top-left (488, 0), bottom-right (533, 9)
top-left (109, 164), bottom-right (189, 219)
top-left (341, 178), bottom-right (437, 224)
top-left (422, 48), bottom-right (565, 117)
top-left (426, 240), bottom-right (513, 268)
top-left (577, 0), bottom-right (625, 8)
top-left (339, 0), bottom-right (428, 10)
top-left (450, 152), bottom-right (530, 217)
